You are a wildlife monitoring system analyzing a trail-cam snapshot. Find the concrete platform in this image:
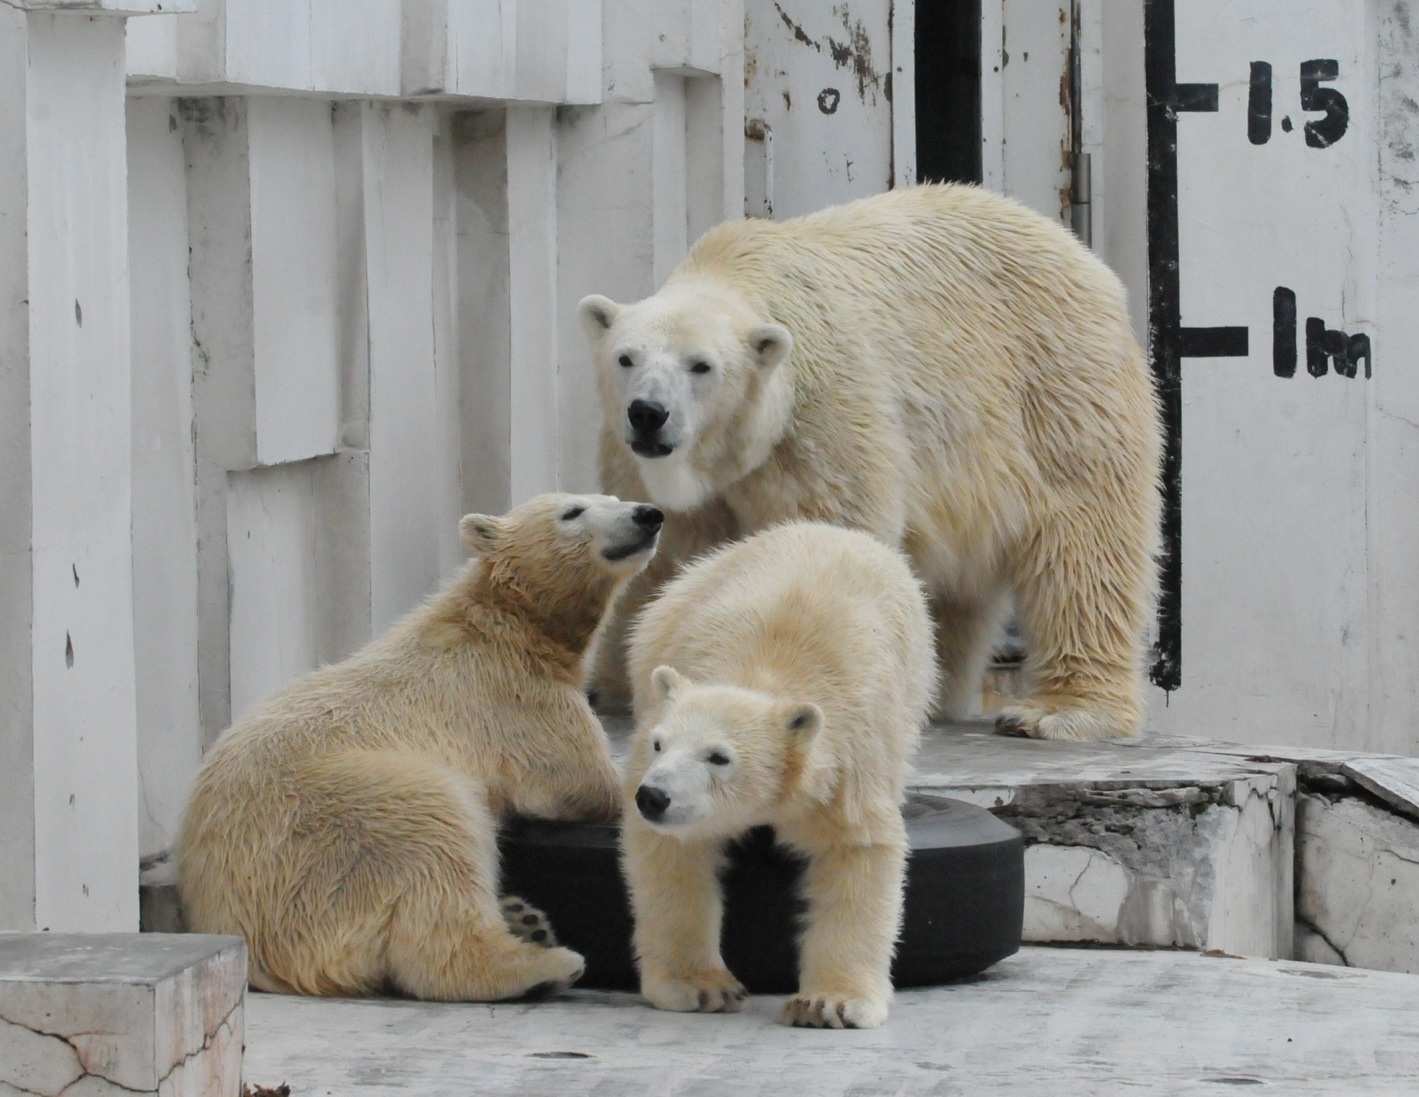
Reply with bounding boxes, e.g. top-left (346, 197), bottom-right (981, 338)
top-left (241, 946), bottom-right (1419, 1096)
top-left (0, 933), bottom-right (246, 1097)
